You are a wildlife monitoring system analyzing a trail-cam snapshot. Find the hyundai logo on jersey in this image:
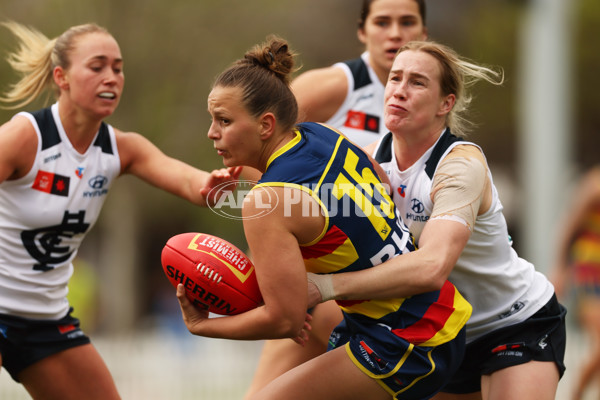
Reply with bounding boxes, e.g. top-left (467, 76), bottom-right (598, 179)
top-left (88, 175), bottom-right (108, 189)
top-left (411, 198), bottom-right (425, 213)
top-left (406, 198), bottom-right (429, 223)
top-left (83, 175), bottom-right (109, 198)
